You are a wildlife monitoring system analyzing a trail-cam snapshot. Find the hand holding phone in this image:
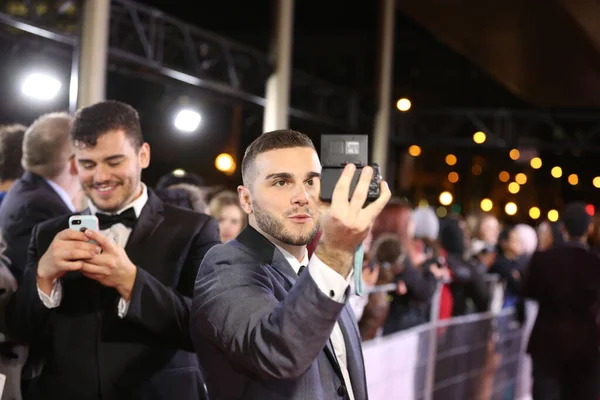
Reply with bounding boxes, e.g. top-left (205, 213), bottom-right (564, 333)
top-left (37, 219), bottom-right (101, 293)
top-left (69, 215), bottom-right (99, 245)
